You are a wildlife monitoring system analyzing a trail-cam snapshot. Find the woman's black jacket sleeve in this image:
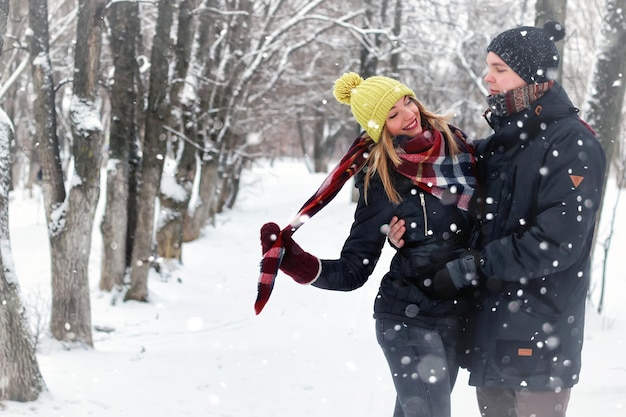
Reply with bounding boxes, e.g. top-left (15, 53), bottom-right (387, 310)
top-left (312, 172), bottom-right (392, 291)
